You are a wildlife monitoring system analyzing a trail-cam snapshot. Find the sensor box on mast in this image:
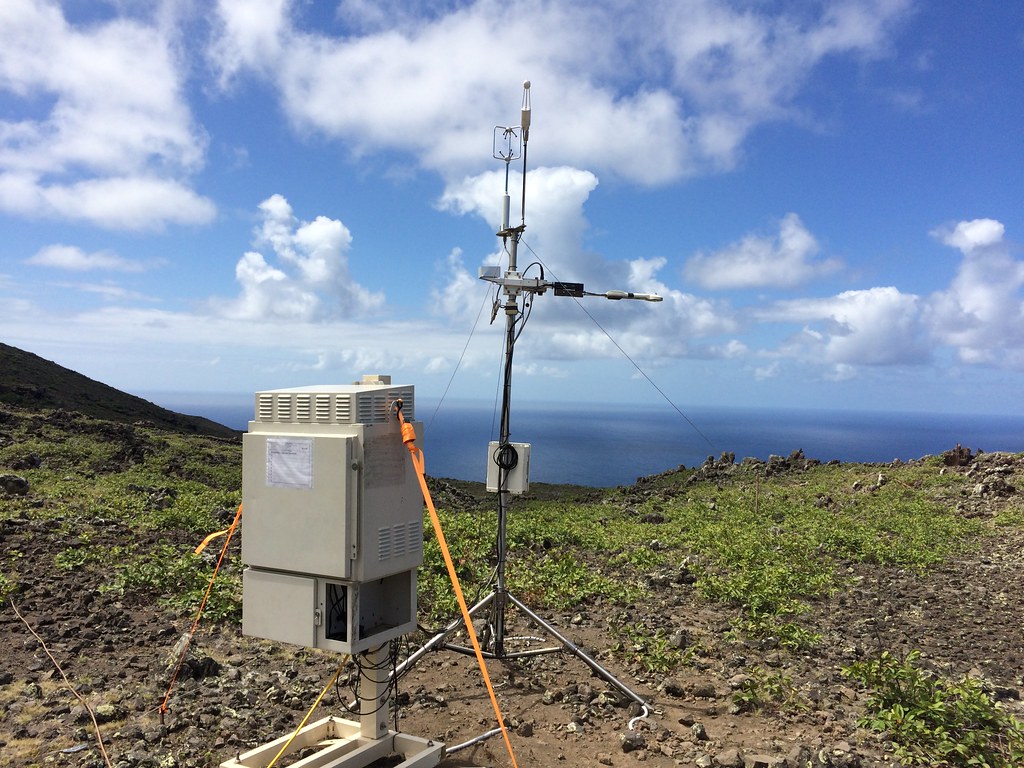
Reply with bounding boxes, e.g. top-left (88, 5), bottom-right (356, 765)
top-left (240, 376), bottom-right (423, 654)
